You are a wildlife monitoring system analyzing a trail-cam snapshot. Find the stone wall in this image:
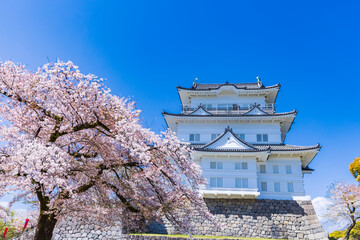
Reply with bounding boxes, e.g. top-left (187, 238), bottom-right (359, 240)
top-left (12, 217), bottom-right (123, 240)
top-left (12, 199), bottom-right (327, 240)
top-left (157, 199), bottom-right (327, 240)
